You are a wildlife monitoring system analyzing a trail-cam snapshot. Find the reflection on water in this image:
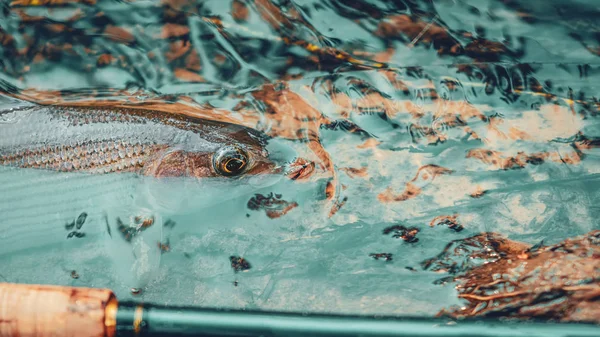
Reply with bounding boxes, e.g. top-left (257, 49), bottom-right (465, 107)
top-left (0, 0), bottom-right (599, 323)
